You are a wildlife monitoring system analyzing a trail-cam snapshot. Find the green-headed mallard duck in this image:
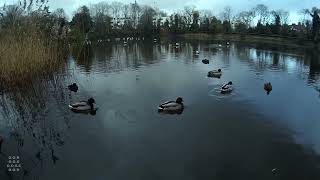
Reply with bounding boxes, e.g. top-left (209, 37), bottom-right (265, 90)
top-left (158, 97), bottom-right (184, 113)
top-left (69, 98), bottom-right (97, 114)
top-left (208, 69), bottom-right (222, 77)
